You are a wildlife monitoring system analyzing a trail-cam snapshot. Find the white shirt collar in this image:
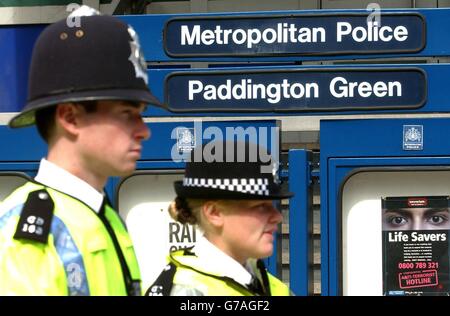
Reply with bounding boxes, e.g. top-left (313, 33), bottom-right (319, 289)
top-left (34, 158), bottom-right (104, 213)
top-left (194, 235), bottom-right (254, 286)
